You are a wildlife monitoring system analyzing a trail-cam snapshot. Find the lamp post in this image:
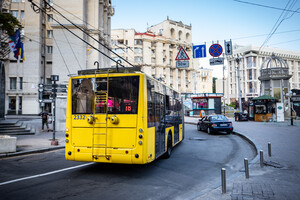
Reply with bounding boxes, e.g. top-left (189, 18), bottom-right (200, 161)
top-left (235, 55), bottom-right (242, 112)
top-left (222, 97), bottom-right (227, 116)
top-left (286, 91), bottom-right (296, 126)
